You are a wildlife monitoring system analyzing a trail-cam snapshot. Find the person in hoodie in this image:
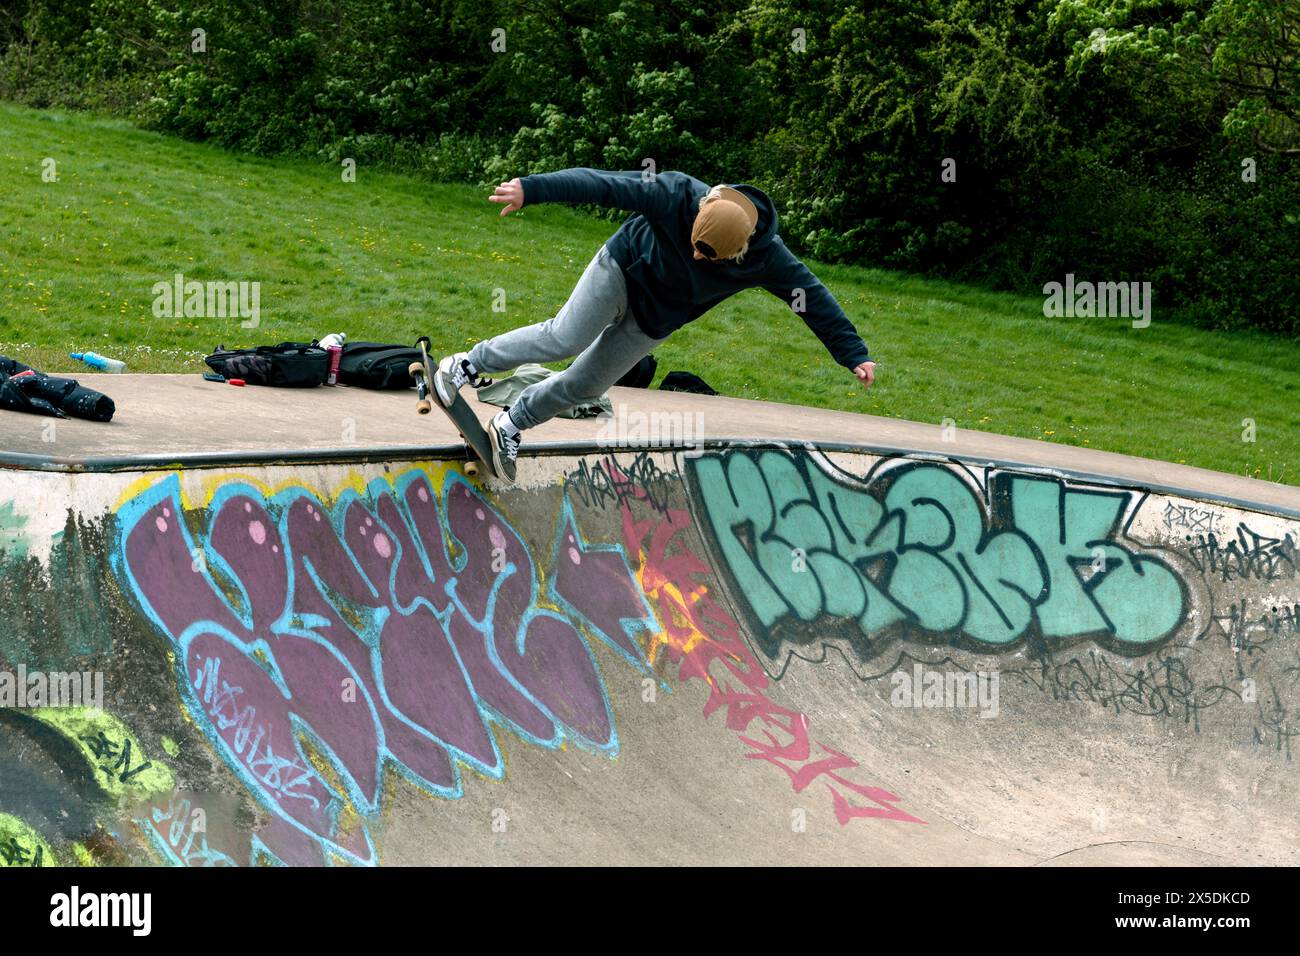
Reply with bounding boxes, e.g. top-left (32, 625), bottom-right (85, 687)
top-left (434, 168), bottom-right (876, 481)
